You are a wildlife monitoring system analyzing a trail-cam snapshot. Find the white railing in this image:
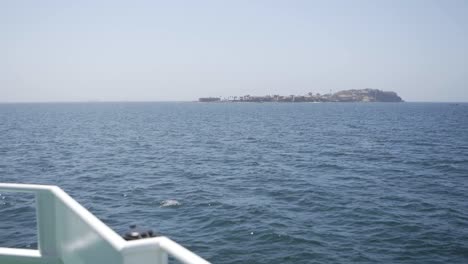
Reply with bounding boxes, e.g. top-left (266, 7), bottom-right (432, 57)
top-left (0, 183), bottom-right (211, 264)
